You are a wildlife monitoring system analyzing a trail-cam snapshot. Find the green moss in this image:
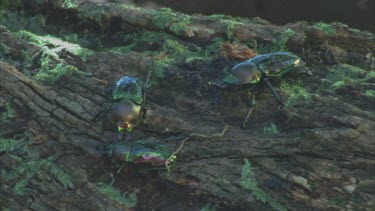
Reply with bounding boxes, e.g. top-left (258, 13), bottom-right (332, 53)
top-left (16, 30), bottom-right (93, 60)
top-left (240, 159), bottom-right (287, 211)
top-left (272, 28), bottom-right (295, 52)
top-left (314, 22), bottom-right (336, 35)
top-left (0, 102), bottom-right (16, 121)
top-left (162, 39), bottom-right (188, 54)
top-left (0, 135), bottom-right (73, 196)
top-left (364, 90), bottom-right (375, 97)
top-left (0, 11), bottom-right (46, 33)
top-left (325, 64), bottom-right (373, 90)
top-left (34, 62), bottom-right (82, 84)
top-left (0, 0), bottom-right (21, 10)
top-left (209, 14), bottom-right (247, 40)
top-left (62, 0), bottom-right (77, 9)
top-left (281, 80), bottom-right (311, 107)
top-left (329, 195), bottom-right (347, 208)
top-left (263, 123), bottom-right (280, 135)
top-left (108, 30), bottom-right (211, 86)
top-left (97, 183), bottom-right (137, 208)
top-left (220, 19), bottom-right (243, 40)
top-left (77, 4), bottom-right (106, 22)
top-left (206, 37), bottom-right (225, 54)
top-left (152, 7), bottom-right (191, 35)
top-left (0, 0), bottom-right (9, 10)
top-left (14, 30), bottom-right (91, 83)
top-left (0, 138), bottom-right (18, 152)
top-left (258, 28), bottom-right (294, 53)
top-left (200, 204), bottom-right (218, 211)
